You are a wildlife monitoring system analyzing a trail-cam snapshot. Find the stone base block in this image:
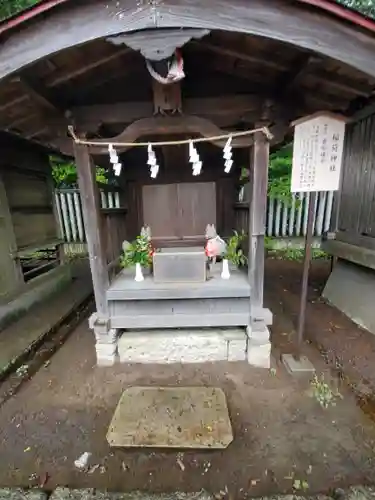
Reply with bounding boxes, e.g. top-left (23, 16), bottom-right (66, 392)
top-left (247, 342), bottom-right (271, 368)
top-left (227, 339), bottom-right (247, 361)
top-left (95, 342), bottom-right (118, 366)
top-left (246, 325), bottom-right (270, 344)
top-left (96, 354), bottom-right (117, 367)
top-left (94, 328), bottom-right (117, 344)
top-left (118, 328), bottom-right (247, 364)
top-left (246, 326), bottom-right (271, 368)
top-left (282, 353), bottom-right (315, 376)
